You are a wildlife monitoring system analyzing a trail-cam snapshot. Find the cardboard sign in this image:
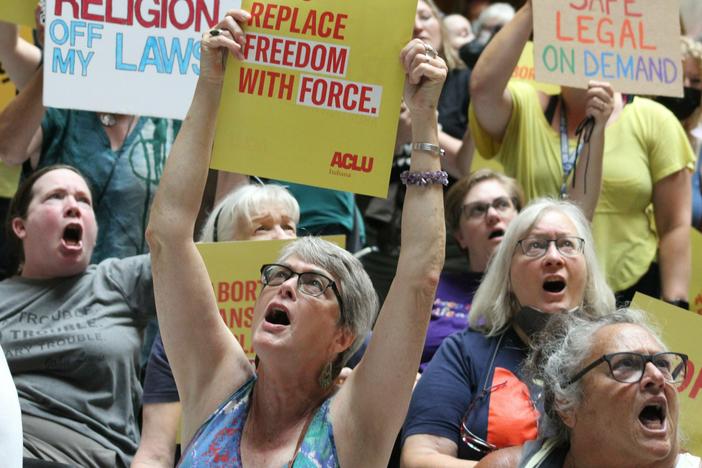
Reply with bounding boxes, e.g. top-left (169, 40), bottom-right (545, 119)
top-left (690, 229), bottom-right (702, 316)
top-left (0, 0), bottom-right (36, 27)
top-left (210, 0), bottom-right (415, 198)
top-left (532, 0), bottom-right (683, 97)
top-left (631, 293), bottom-right (702, 453)
top-left (196, 235), bottom-right (344, 361)
top-left (43, 0), bottom-right (239, 119)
